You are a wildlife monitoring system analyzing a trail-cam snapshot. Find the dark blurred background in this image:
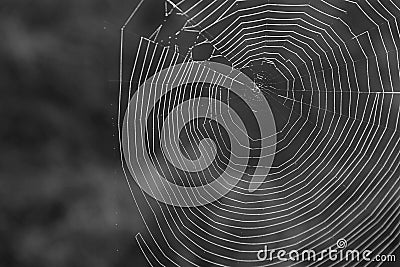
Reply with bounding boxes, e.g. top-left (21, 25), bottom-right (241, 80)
top-left (1, 1), bottom-right (399, 266)
top-left (0, 0), bottom-right (153, 266)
